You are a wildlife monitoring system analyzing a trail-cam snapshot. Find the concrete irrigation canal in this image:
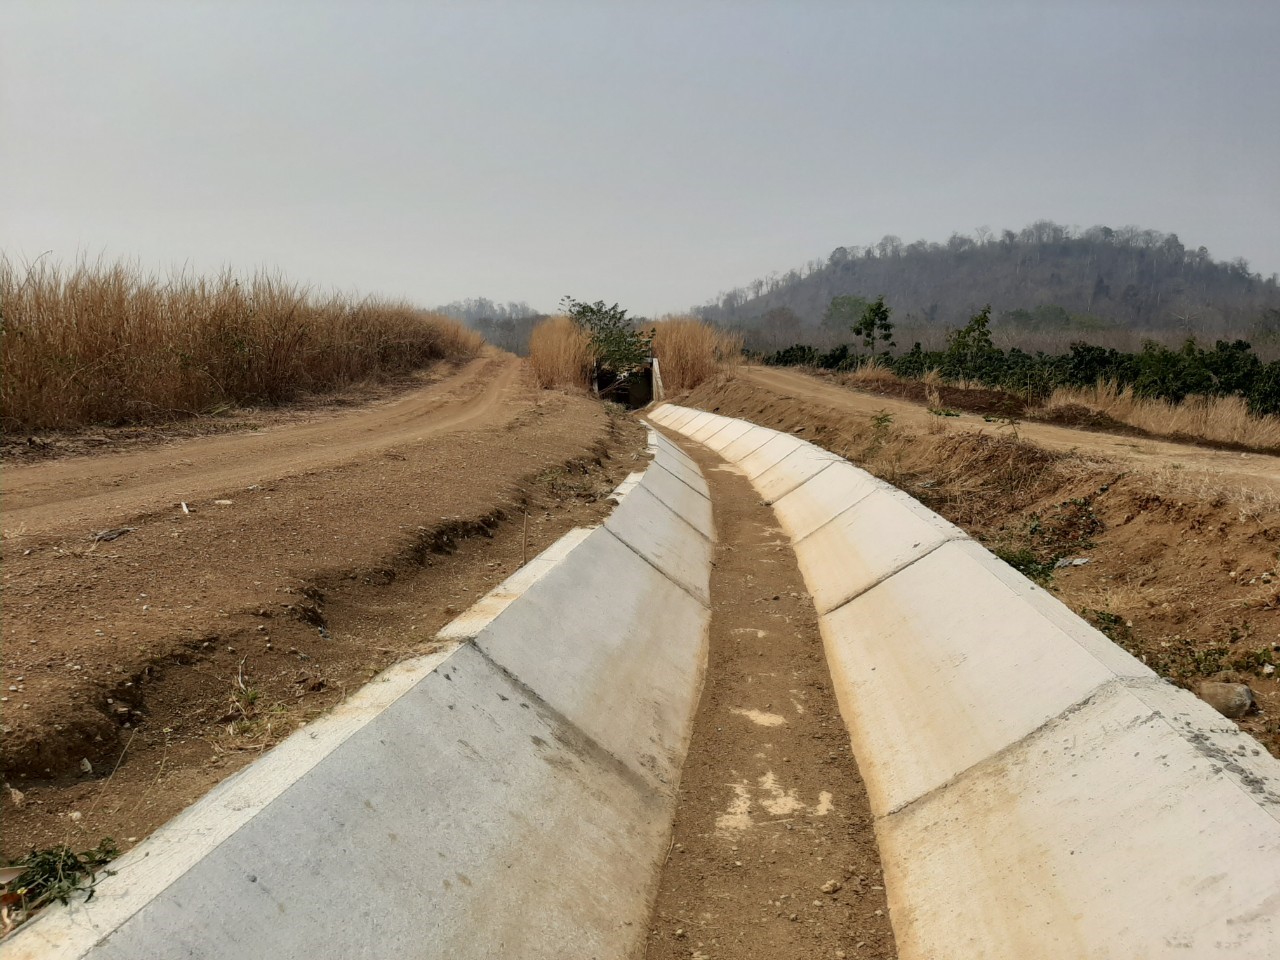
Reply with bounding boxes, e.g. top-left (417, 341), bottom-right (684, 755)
top-left (6, 404), bottom-right (1280, 960)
